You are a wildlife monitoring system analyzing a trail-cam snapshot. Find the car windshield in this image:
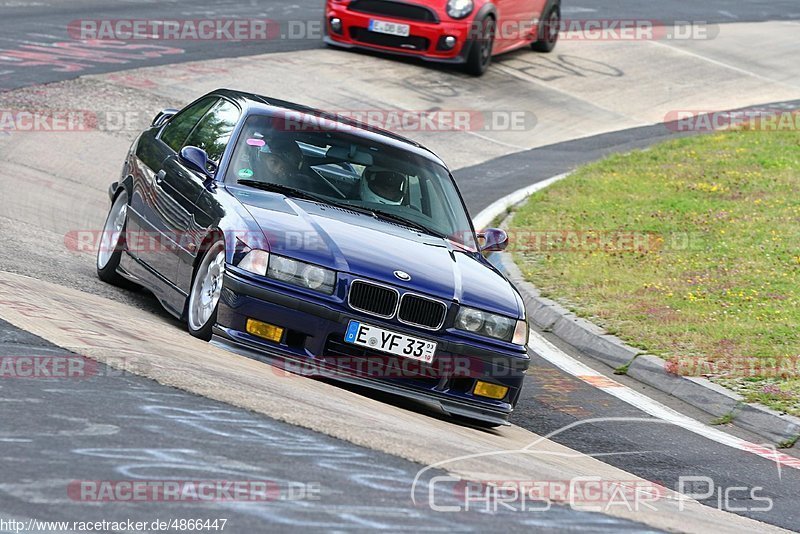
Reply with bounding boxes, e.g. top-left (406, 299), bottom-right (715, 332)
top-left (225, 114), bottom-right (477, 249)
